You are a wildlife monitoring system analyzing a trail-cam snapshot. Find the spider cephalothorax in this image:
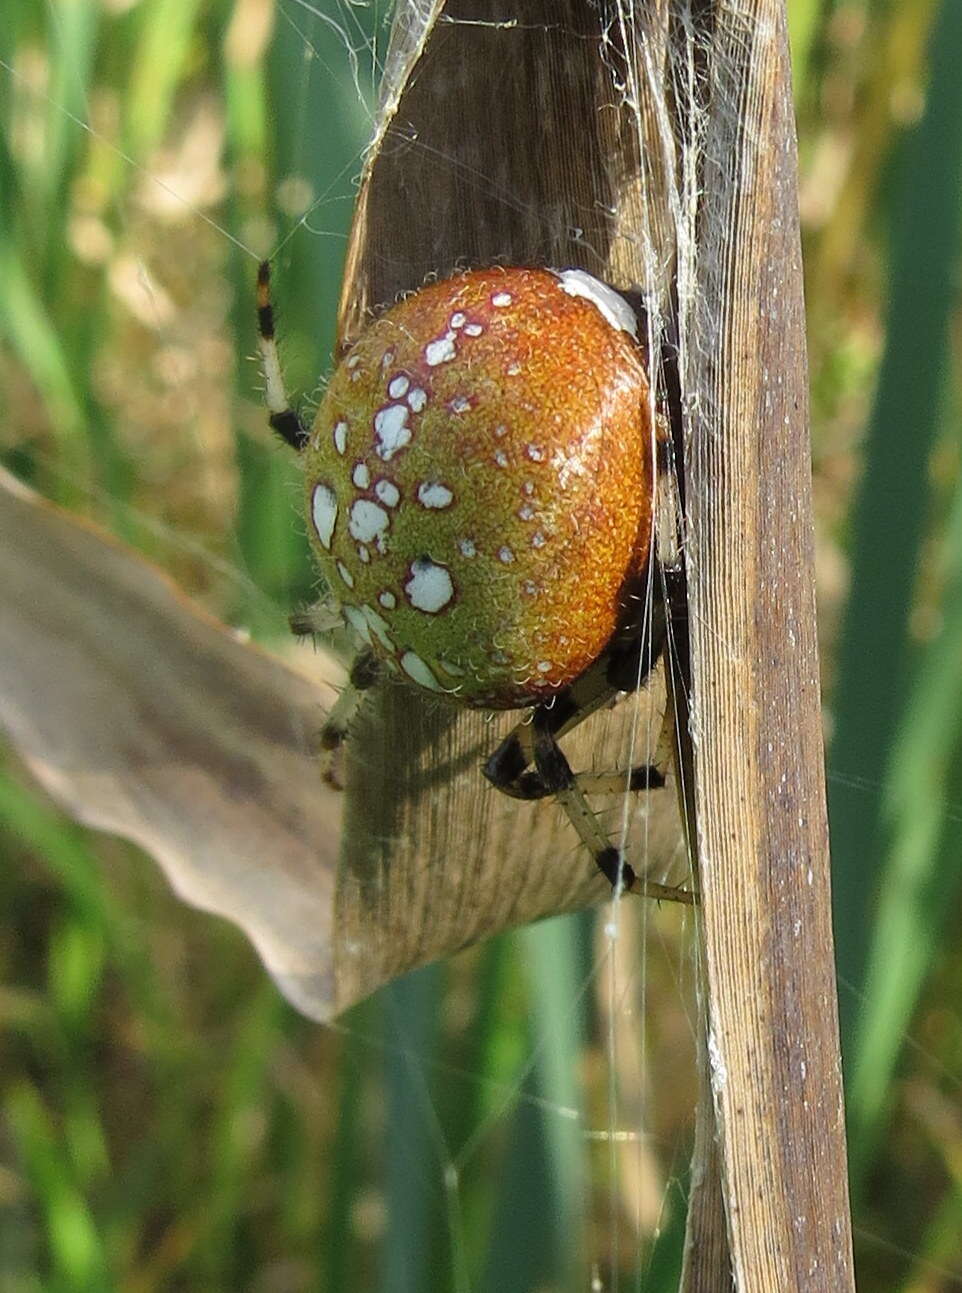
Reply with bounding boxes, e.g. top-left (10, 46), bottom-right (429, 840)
top-left (258, 262), bottom-right (689, 901)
